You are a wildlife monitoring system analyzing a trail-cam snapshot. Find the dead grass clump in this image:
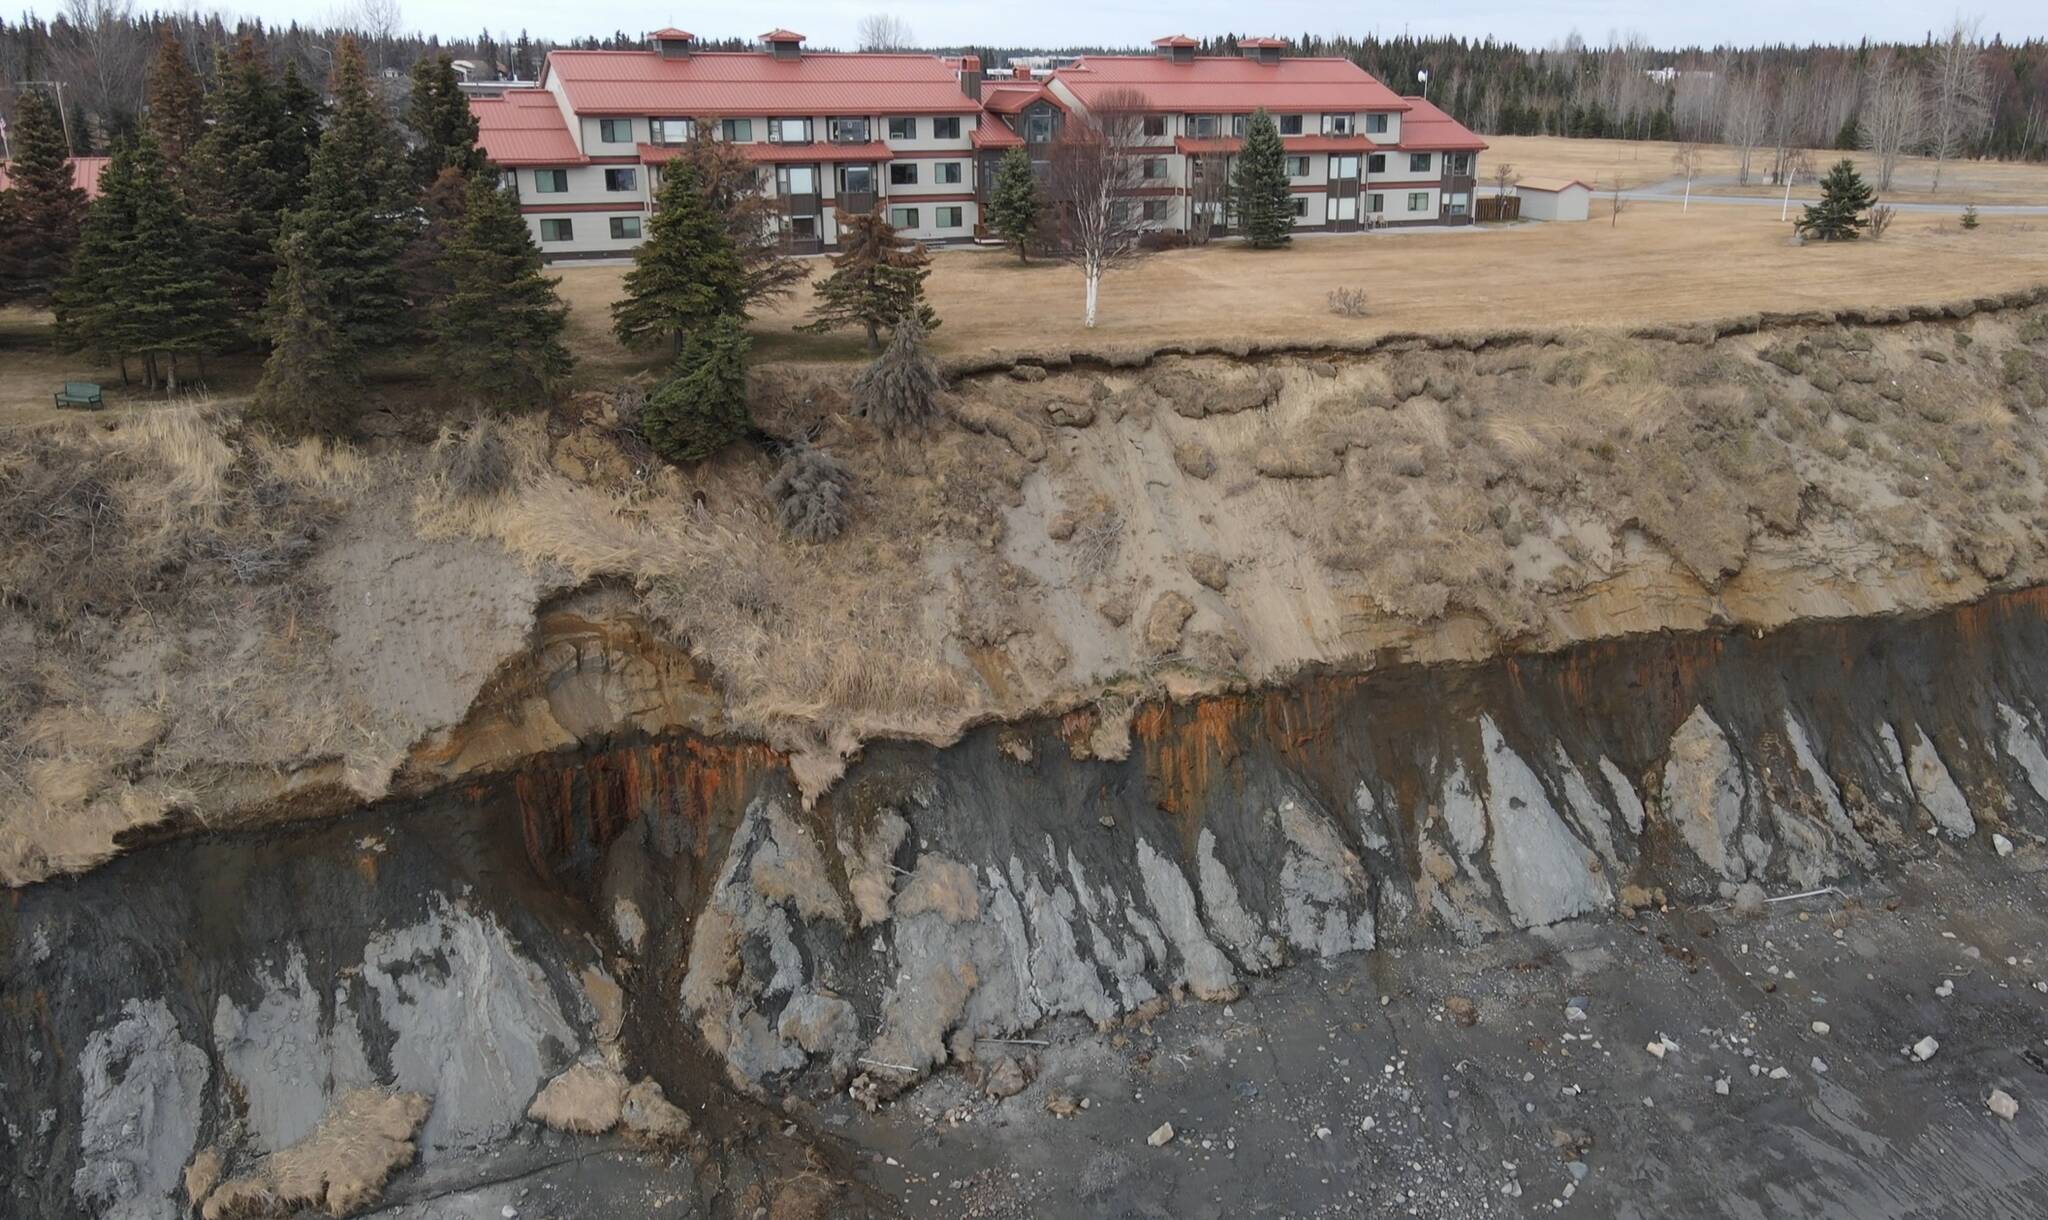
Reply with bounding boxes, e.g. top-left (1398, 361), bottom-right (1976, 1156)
top-left (433, 417), bottom-right (515, 501)
top-left (199, 1089), bottom-right (429, 1220)
top-left (766, 445), bottom-right (854, 542)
